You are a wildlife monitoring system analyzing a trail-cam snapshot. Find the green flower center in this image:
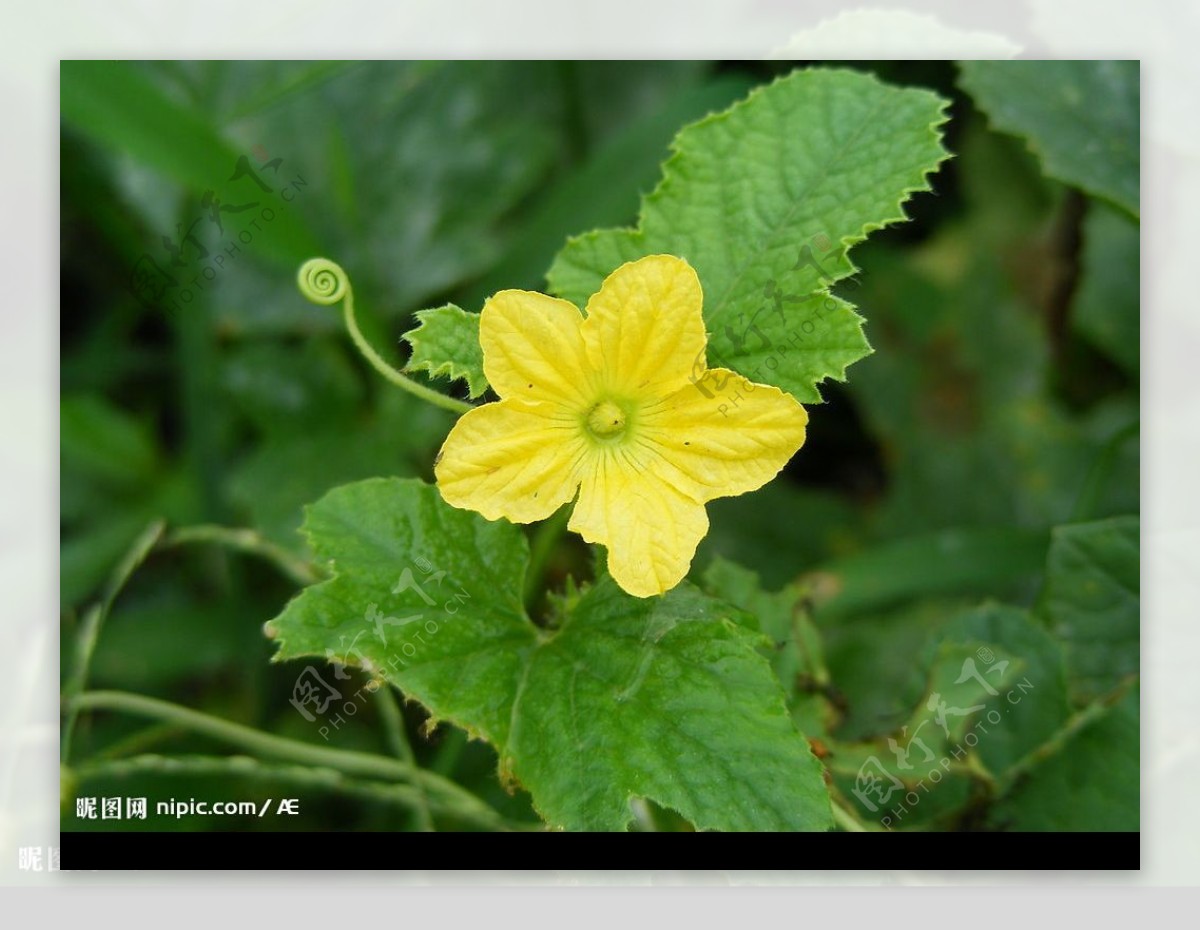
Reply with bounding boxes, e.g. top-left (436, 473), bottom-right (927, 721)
top-left (586, 400), bottom-right (628, 439)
